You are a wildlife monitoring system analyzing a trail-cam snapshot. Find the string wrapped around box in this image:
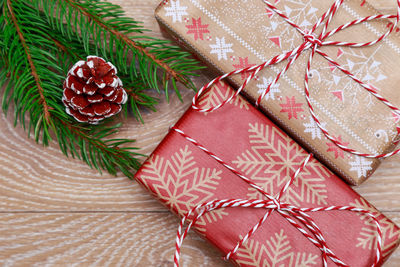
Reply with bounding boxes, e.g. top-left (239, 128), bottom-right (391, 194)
top-left (172, 127), bottom-right (383, 267)
top-left (155, 0), bottom-right (400, 184)
top-left (191, 0), bottom-right (400, 159)
top-left (170, 0), bottom-right (400, 266)
top-left (134, 80), bottom-right (400, 267)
